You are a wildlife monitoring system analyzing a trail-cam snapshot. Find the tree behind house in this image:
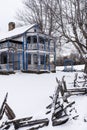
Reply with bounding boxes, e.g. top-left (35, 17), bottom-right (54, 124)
top-left (16, 0), bottom-right (87, 72)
